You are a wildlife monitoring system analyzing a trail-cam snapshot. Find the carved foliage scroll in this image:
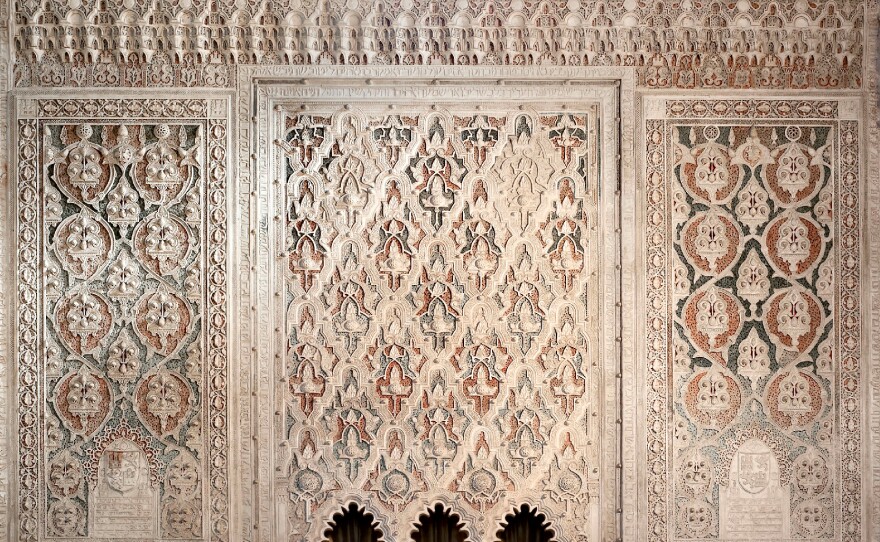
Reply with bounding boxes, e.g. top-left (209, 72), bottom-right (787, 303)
top-left (15, 99), bottom-right (228, 541)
